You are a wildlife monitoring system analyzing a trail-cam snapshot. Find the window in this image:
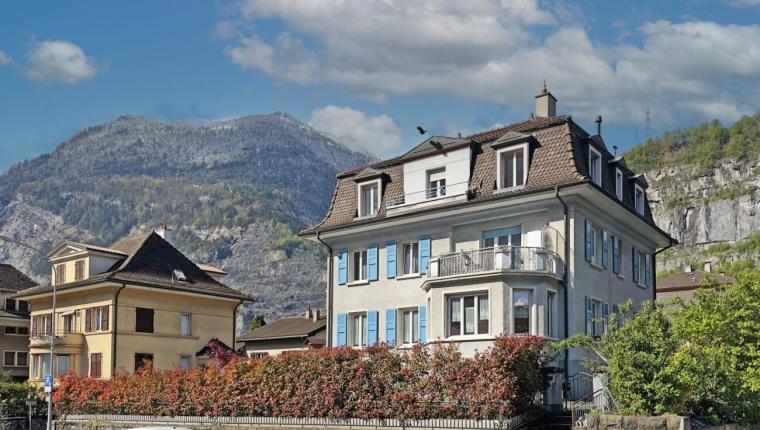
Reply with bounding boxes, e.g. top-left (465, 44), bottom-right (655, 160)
top-left (56, 355), bottom-right (70, 376)
top-left (17, 300), bottom-right (28, 313)
top-left (584, 220), bottom-right (599, 265)
top-left (645, 253), bottom-right (653, 287)
top-left (351, 250), bottom-right (368, 282)
top-left (400, 242), bottom-right (419, 275)
top-left (634, 185), bottom-right (645, 215)
top-left (447, 294), bottom-right (488, 337)
top-left (483, 227), bottom-right (521, 248)
top-left (358, 181), bottom-right (380, 217)
top-left (134, 353), bottom-right (154, 372)
top-left (32, 354), bottom-right (50, 379)
top-left (615, 169), bottom-right (624, 200)
top-left (179, 355), bottom-right (191, 370)
top-left (426, 168), bottom-right (446, 199)
top-left (136, 308), bottom-right (154, 333)
top-left (350, 313), bottom-right (368, 347)
top-left (55, 265), bottom-right (65, 285)
top-left (32, 314), bottom-right (52, 336)
top-left (512, 290), bottom-right (531, 334)
top-left (75, 260), bottom-right (85, 281)
top-left (592, 300), bottom-right (603, 337)
top-left (86, 306), bottom-right (109, 332)
top-left (173, 269), bottom-right (188, 282)
top-left (498, 144), bottom-right (528, 189)
top-left (4, 298), bottom-right (14, 310)
top-left (612, 236), bottom-right (623, 274)
top-left (62, 313), bottom-right (75, 334)
top-left (180, 313), bottom-right (191, 337)
top-left (5, 326), bottom-right (29, 336)
top-left (400, 308), bottom-right (419, 345)
top-left (546, 291), bottom-right (557, 338)
top-left (90, 353), bottom-right (102, 378)
top-left (602, 230), bottom-right (610, 269)
top-left (589, 146), bottom-right (602, 186)
top-left (634, 250), bottom-right (650, 287)
top-left (3, 351), bottom-right (27, 367)
top-left (250, 352), bottom-right (269, 359)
